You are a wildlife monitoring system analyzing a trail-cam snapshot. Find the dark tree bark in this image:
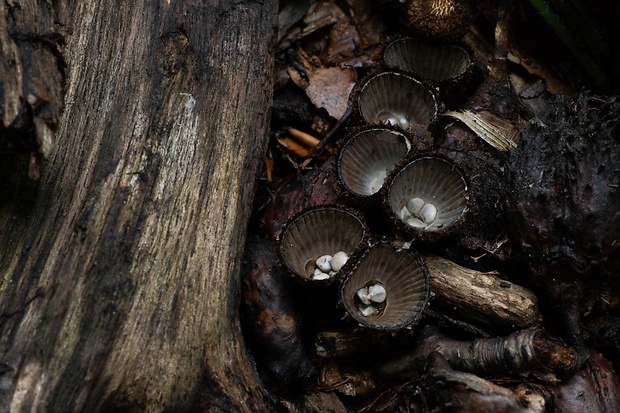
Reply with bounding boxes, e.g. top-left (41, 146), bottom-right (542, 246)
top-left (0, 0), bottom-right (65, 178)
top-left (0, 0), bottom-right (277, 411)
